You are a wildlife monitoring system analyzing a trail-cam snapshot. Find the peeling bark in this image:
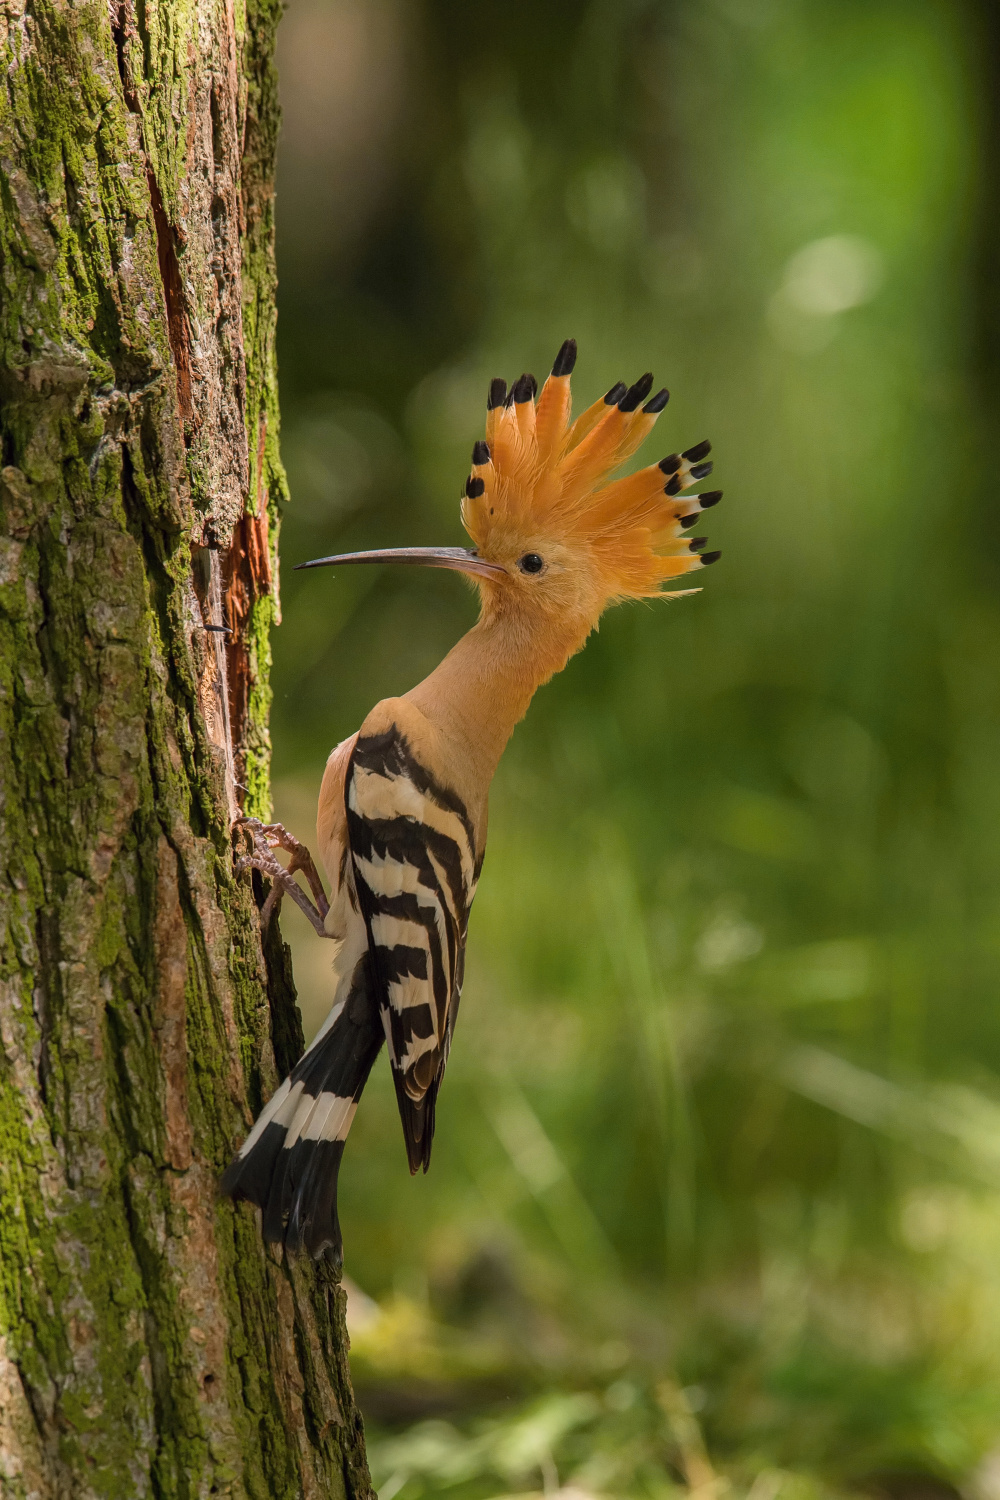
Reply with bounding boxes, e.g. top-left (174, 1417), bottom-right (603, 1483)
top-left (0, 0), bottom-right (374, 1495)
